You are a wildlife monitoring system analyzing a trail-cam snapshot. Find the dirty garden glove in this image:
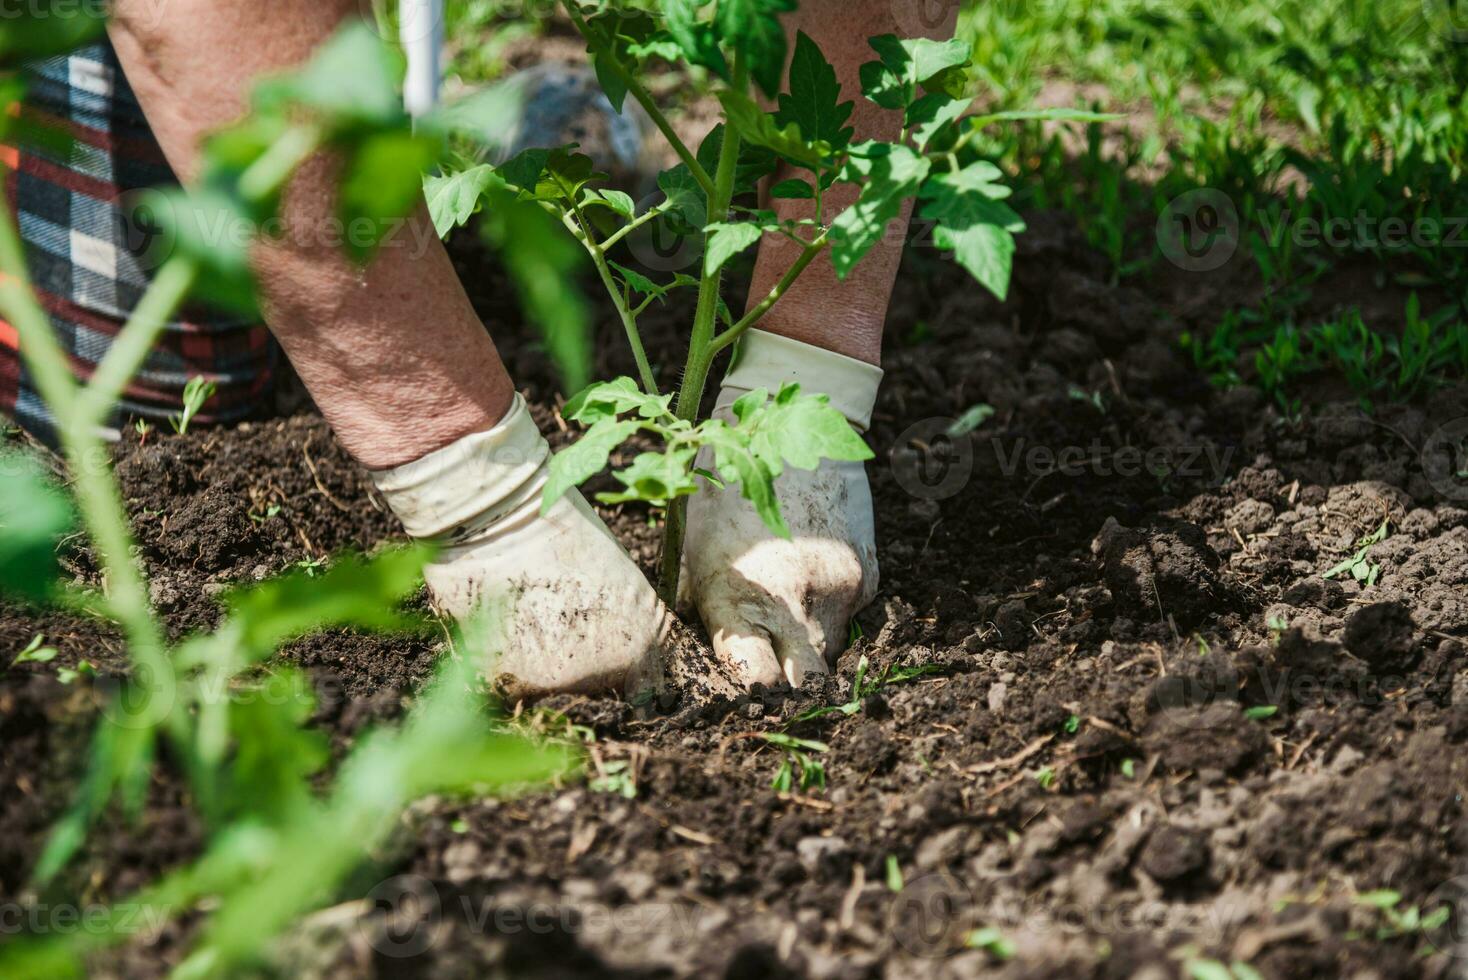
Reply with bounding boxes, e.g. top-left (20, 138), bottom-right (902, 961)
top-left (684, 330), bottom-right (882, 687)
top-left (371, 394), bottom-right (669, 700)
